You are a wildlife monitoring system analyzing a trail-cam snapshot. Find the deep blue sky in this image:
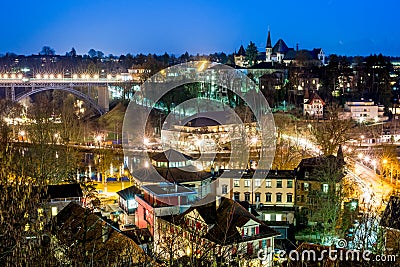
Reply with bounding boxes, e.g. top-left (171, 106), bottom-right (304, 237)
top-left (1, 0), bottom-right (399, 56)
